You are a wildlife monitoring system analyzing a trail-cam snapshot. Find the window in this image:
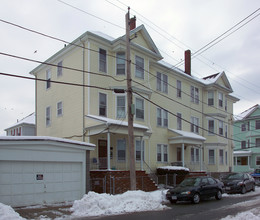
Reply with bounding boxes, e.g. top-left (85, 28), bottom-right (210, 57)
top-left (248, 140), bottom-right (250, 148)
top-left (116, 52), bottom-right (125, 75)
top-left (218, 92), bottom-right (223, 107)
top-left (46, 69), bottom-right (51, 89)
top-left (208, 120), bottom-right (214, 134)
top-left (135, 55), bottom-right (144, 79)
top-left (191, 116), bottom-right (199, 133)
top-left (209, 149), bottom-right (215, 164)
top-left (225, 96), bottom-right (227, 111)
top-left (135, 98), bottom-right (144, 120)
top-left (177, 113), bottom-right (182, 130)
top-left (57, 61), bottom-right (63, 77)
top-left (241, 123), bottom-right (246, 131)
top-left (256, 120), bottom-right (260, 129)
top-left (99, 93), bottom-right (107, 117)
top-left (99, 48), bottom-right (107, 73)
top-left (157, 72), bottom-right (168, 94)
top-left (117, 139), bottom-right (126, 161)
top-left (135, 140), bottom-right (144, 161)
top-left (191, 148), bottom-right (199, 163)
top-left (157, 144), bottom-right (168, 162)
top-left (46, 106), bottom-right (51, 126)
top-left (241, 141), bottom-right (246, 149)
top-left (219, 120), bottom-right (223, 136)
top-left (225, 151), bottom-right (228, 165)
top-left (256, 156), bottom-right (260, 166)
top-left (116, 96), bottom-right (126, 118)
top-left (219, 149), bottom-right (224, 165)
top-left (256, 138), bottom-right (260, 147)
top-left (157, 108), bottom-right (168, 127)
top-left (57, 101), bottom-right (63, 116)
top-left (191, 86), bottom-right (199, 104)
top-left (208, 91), bottom-right (214, 106)
top-left (177, 80), bottom-right (182, 98)
top-left (247, 122), bottom-right (250, 131)
top-left (225, 125), bottom-right (228, 138)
